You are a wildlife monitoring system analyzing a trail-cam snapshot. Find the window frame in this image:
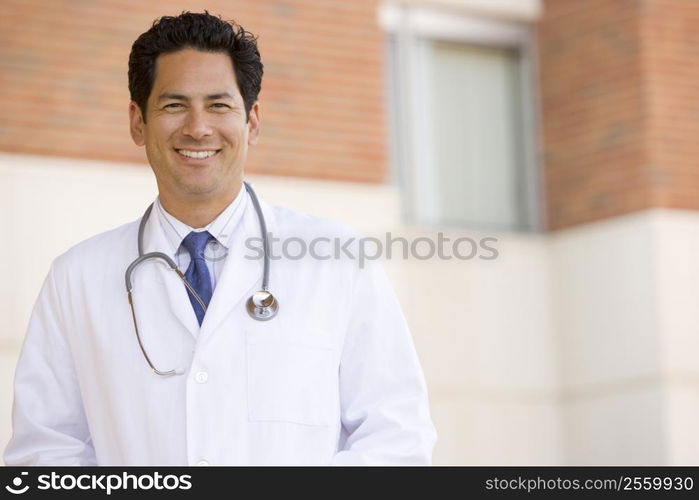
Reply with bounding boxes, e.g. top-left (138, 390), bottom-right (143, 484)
top-left (381, 2), bottom-right (544, 232)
